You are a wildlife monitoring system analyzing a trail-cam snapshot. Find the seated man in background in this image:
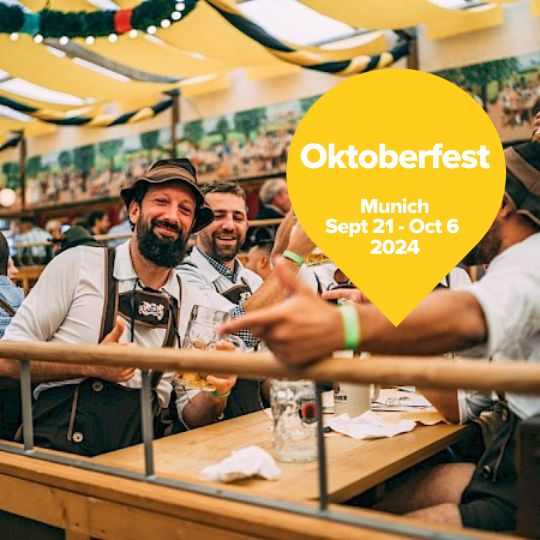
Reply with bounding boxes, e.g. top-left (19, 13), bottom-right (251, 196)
top-left (245, 178), bottom-right (291, 248)
top-left (178, 182), bottom-right (314, 419)
top-left (245, 239), bottom-right (273, 281)
top-left (14, 215), bottom-right (51, 263)
top-left (222, 141), bottom-right (540, 532)
top-left (107, 207), bottom-right (132, 248)
top-left (86, 210), bottom-right (111, 237)
top-left (0, 232), bottom-right (25, 441)
top-left (256, 178), bottom-right (291, 219)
